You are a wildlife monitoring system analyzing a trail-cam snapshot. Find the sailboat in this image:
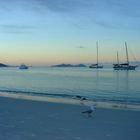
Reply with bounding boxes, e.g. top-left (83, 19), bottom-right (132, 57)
top-left (113, 42), bottom-right (138, 70)
top-left (113, 51), bottom-right (122, 70)
top-left (89, 42), bottom-right (103, 69)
